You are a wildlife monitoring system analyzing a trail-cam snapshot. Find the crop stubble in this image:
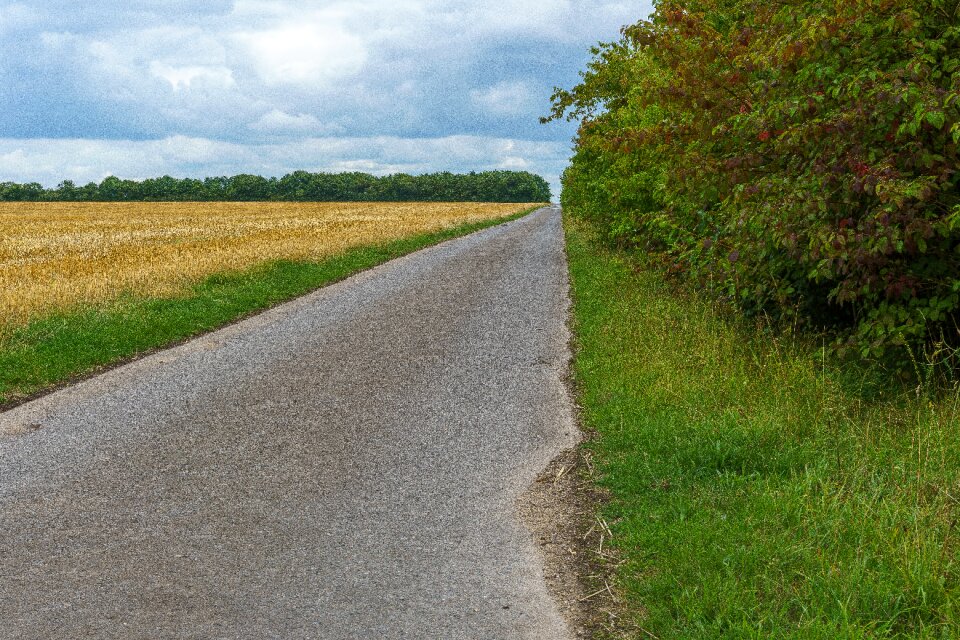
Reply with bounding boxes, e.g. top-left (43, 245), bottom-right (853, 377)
top-left (0, 201), bottom-right (532, 334)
